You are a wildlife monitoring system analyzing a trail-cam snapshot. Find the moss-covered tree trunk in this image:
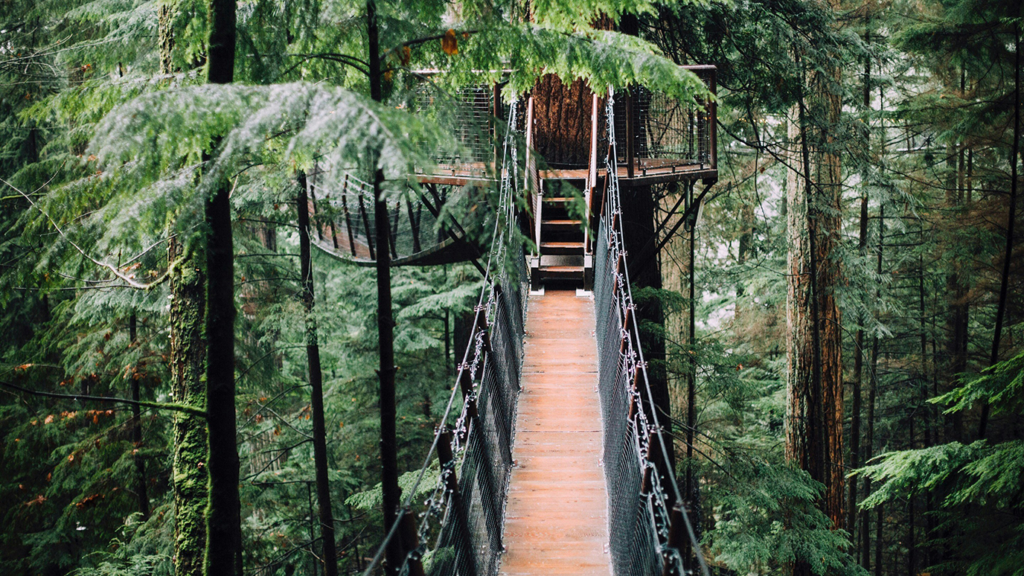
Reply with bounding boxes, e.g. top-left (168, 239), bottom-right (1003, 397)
top-left (203, 0), bottom-right (241, 574)
top-left (168, 238), bottom-right (208, 576)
